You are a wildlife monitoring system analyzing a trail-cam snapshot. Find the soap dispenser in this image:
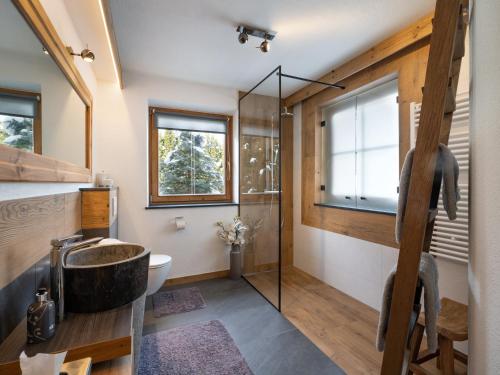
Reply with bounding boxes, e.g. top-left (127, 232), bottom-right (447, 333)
top-left (27, 288), bottom-right (56, 344)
